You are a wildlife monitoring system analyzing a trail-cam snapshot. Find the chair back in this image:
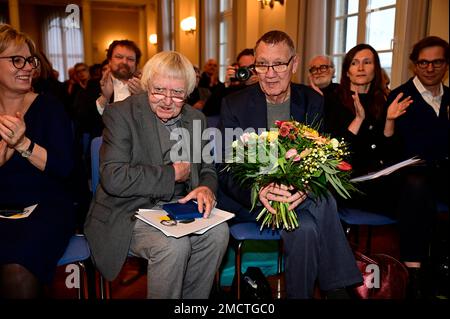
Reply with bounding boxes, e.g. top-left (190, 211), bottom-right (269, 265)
top-left (90, 136), bottom-right (103, 195)
top-left (57, 234), bottom-right (91, 266)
